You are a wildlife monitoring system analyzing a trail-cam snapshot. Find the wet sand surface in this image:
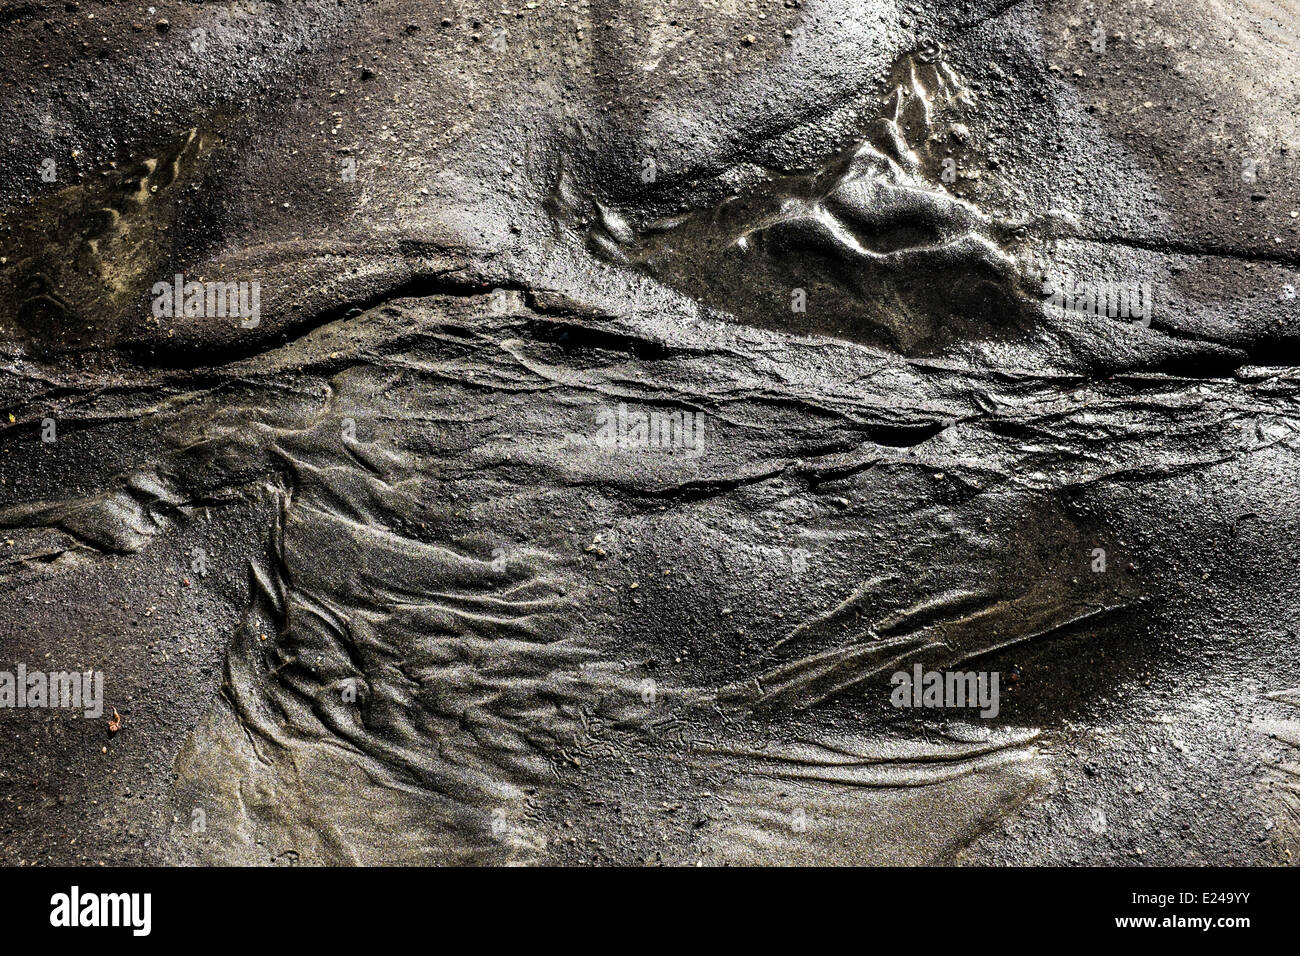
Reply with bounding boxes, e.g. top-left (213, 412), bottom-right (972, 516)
top-left (0, 0), bottom-right (1298, 865)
